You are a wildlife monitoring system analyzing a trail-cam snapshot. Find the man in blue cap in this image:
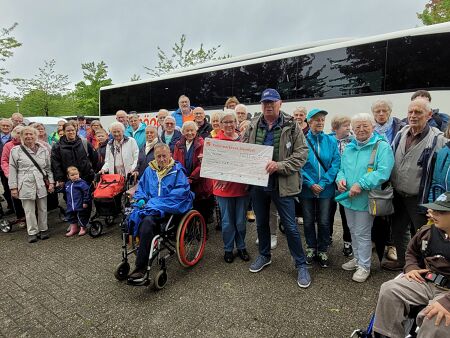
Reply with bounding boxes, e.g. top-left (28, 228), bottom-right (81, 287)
top-left (243, 88), bottom-right (311, 288)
